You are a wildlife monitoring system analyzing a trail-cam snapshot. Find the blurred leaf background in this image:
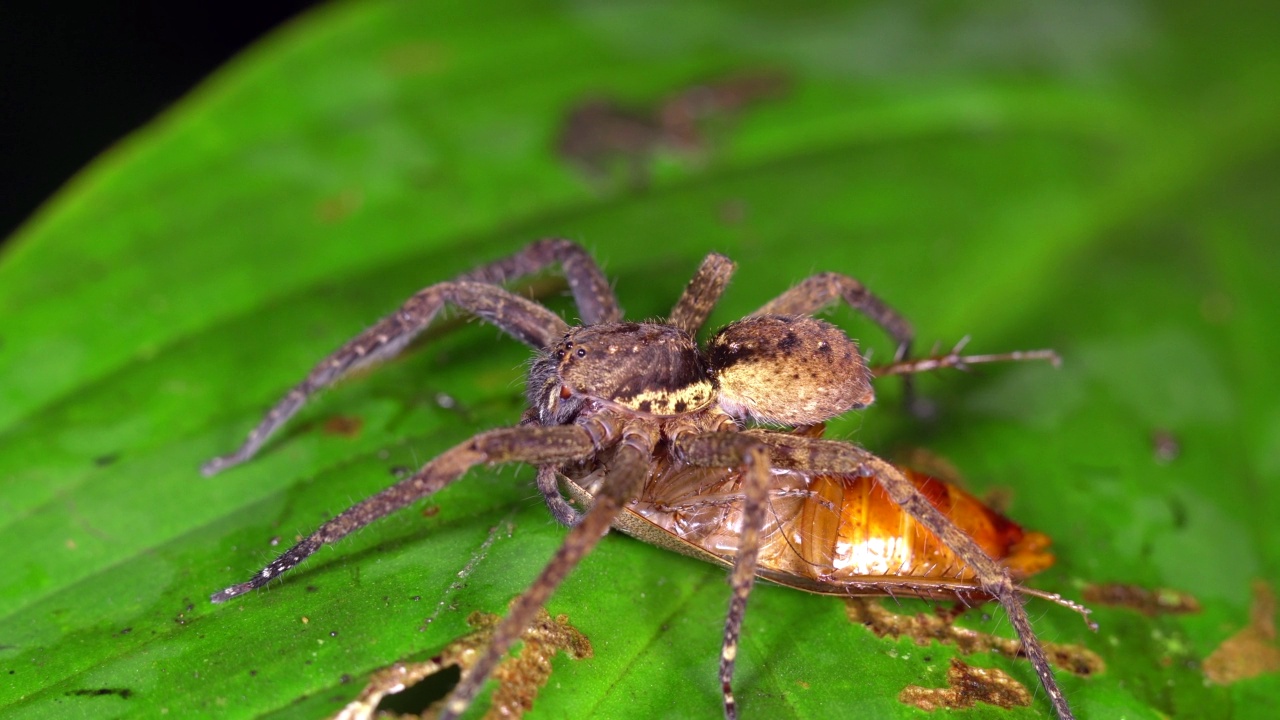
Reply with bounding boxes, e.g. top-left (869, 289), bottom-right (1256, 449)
top-left (1, 0), bottom-right (1277, 718)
